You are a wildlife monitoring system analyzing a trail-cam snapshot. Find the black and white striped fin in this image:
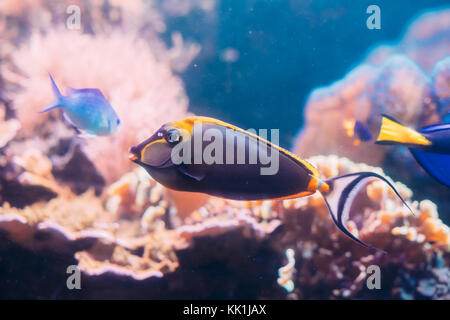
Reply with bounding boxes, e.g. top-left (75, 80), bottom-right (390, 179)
top-left (323, 172), bottom-right (413, 253)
